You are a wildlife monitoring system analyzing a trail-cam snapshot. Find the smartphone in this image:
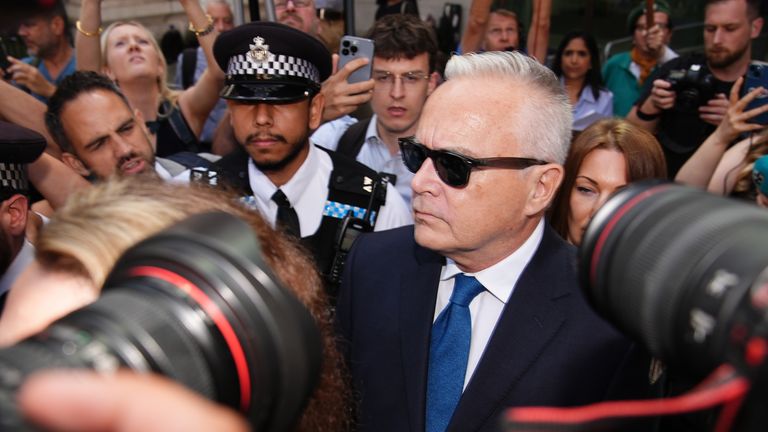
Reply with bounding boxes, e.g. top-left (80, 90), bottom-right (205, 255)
top-left (741, 62), bottom-right (768, 125)
top-left (337, 36), bottom-right (374, 84)
top-left (0, 41), bottom-right (12, 77)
